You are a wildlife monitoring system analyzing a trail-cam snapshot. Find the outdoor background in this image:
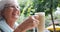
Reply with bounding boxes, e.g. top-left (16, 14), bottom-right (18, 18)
top-left (17, 0), bottom-right (60, 32)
